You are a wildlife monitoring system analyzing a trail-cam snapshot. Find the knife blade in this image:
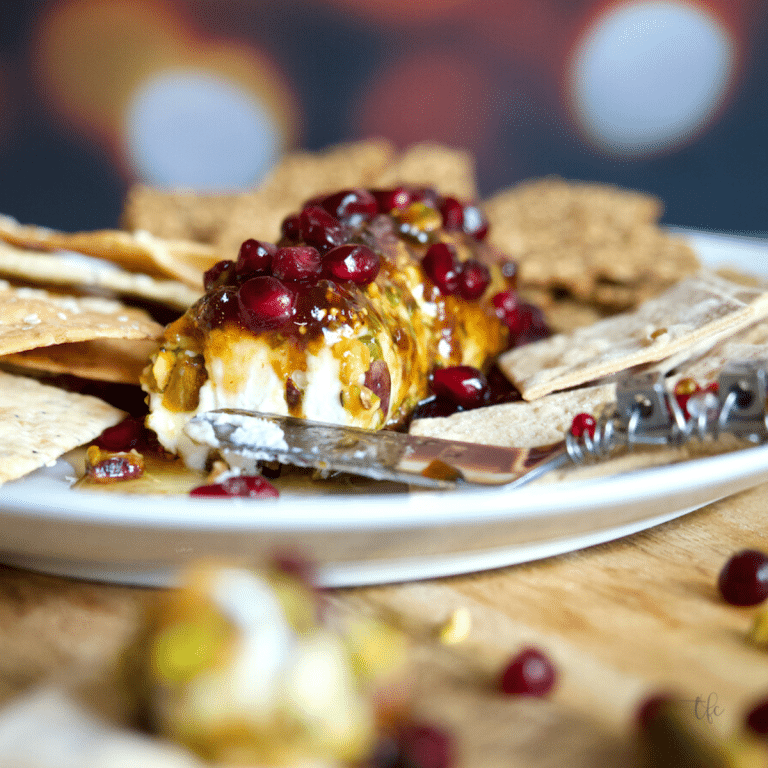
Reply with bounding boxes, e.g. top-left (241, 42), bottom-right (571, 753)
top-left (185, 409), bottom-right (568, 490)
